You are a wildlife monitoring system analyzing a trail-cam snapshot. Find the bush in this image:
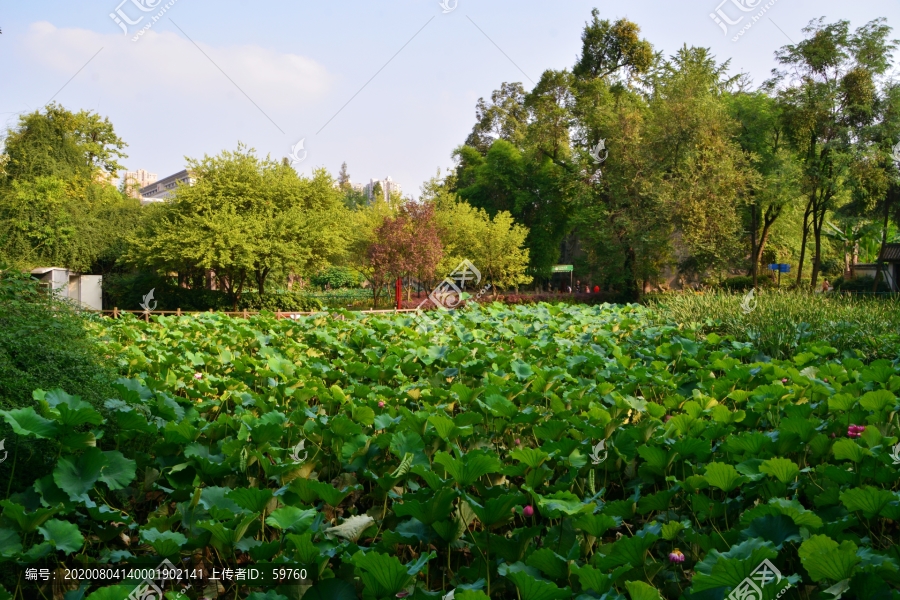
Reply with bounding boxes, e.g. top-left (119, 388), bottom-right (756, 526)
top-left (103, 271), bottom-right (230, 311)
top-left (104, 273), bottom-right (323, 312)
top-left (311, 266), bottom-right (363, 289)
top-left (238, 291), bottom-right (323, 312)
top-left (716, 274), bottom-right (776, 291)
top-left (834, 274), bottom-right (891, 293)
top-left (0, 267), bottom-right (116, 493)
